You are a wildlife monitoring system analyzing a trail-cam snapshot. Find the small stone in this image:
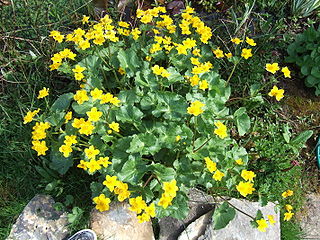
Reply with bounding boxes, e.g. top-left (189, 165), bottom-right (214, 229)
top-left (208, 198), bottom-right (280, 240)
top-left (159, 188), bottom-right (215, 240)
top-left (6, 194), bottom-right (69, 240)
top-left (298, 193), bottom-right (320, 238)
top-left (90, 201), bottom-right (154, 240)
